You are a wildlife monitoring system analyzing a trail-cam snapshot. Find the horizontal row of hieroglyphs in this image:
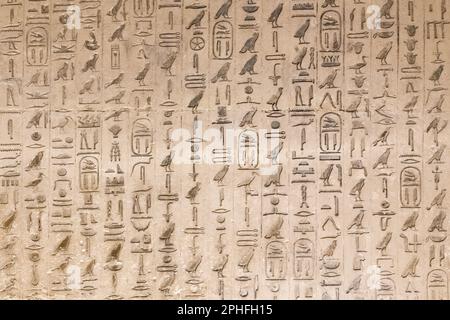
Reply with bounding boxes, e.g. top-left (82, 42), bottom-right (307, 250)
top-left (0, 0), bottom-right (449, 300)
